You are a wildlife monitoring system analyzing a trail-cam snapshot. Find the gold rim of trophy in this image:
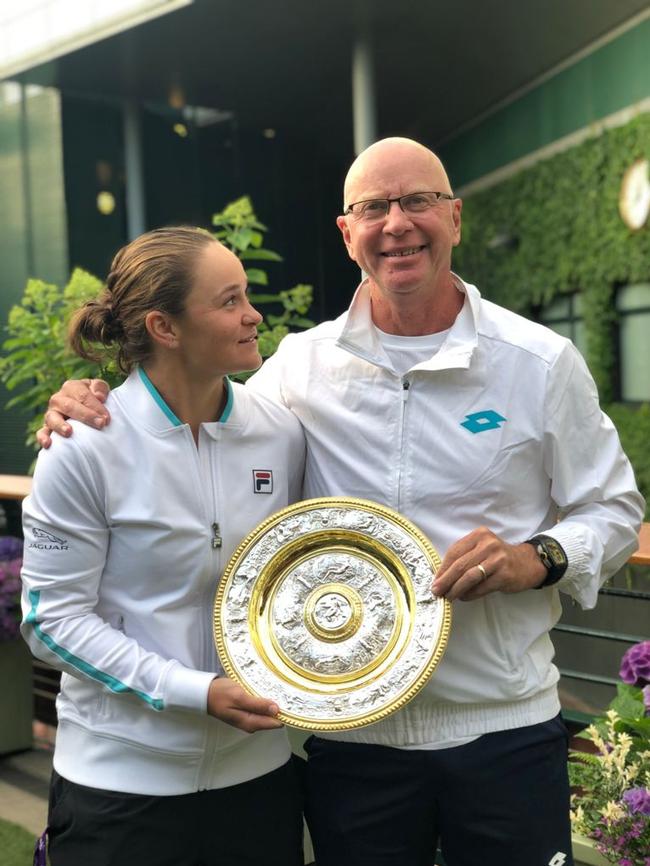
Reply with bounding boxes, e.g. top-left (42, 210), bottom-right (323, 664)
top-left (213, 497), bottom-right (452, 731)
